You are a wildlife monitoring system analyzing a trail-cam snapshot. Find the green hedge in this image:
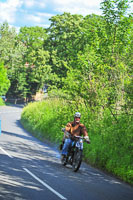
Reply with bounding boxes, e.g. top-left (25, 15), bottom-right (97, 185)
top-left (21, 99), bottom-right (133, 185)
